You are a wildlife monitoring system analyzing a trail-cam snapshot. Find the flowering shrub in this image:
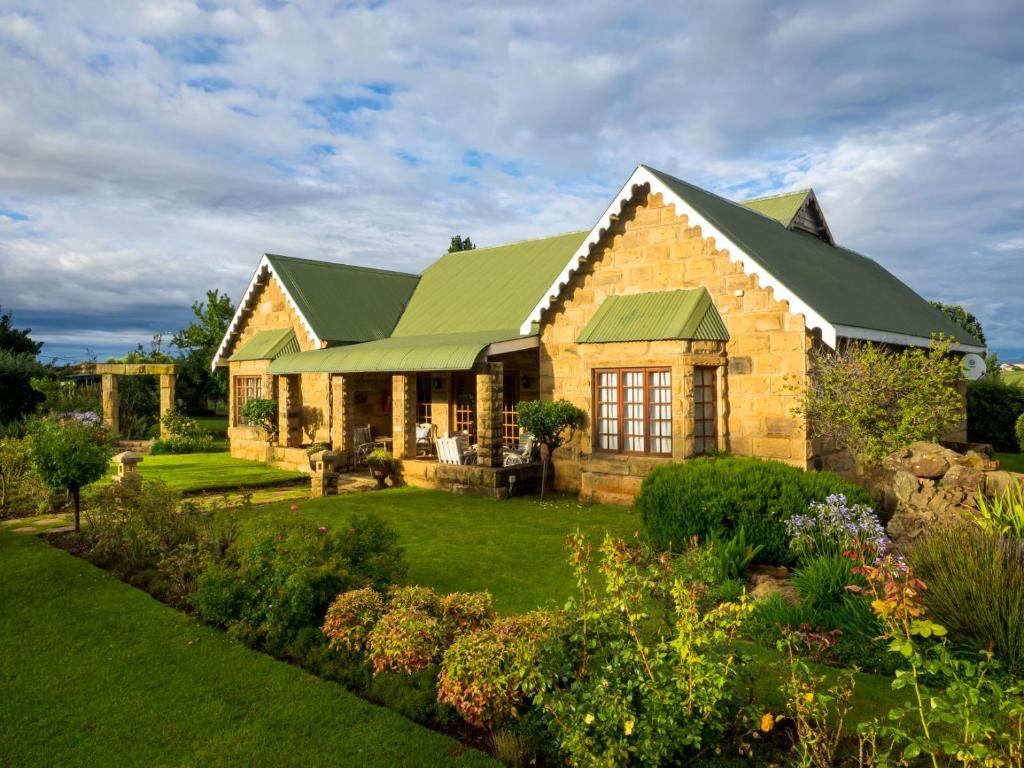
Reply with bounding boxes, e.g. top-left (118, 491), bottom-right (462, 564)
top-left (59, 410), bottom-right (102, 426)
top-left (437, 610), bottom-right (560, 728)
top-left (786, 494), bottom-right (888, 562)
top-left (526, 532), bottom-right (751, 767)
top-left (440, 591), bottom-right (495, 636)
top-left (366, 607), bottom-right (445, 675)
top-left (387, 584), bottom-right (442, 614)
top-left (322, 588), bottom-right (386, 652)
